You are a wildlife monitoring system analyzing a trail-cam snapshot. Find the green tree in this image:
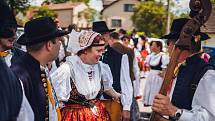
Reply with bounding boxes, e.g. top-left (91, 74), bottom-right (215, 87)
top-left (44, 0), bottom-right (90, 4)
top-left (178, 12), bottom-right (190, 18)
top-left (31, 6), bottom-right (57, 19)
top-left (5, 0), bottom-right (29, 12)
top-left (132, 1), bottom-right (167, 37)
top-left (78, 7), bottom-right (97, 23)
top-left (211, 0), bottom-right (215, 4)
